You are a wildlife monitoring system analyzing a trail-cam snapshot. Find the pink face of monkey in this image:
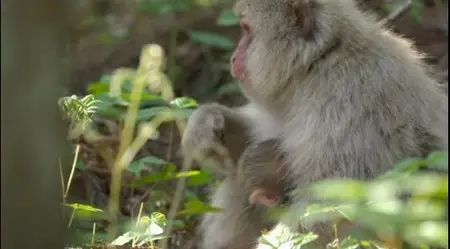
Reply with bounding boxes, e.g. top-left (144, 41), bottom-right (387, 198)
top-left (230, 18), bottom-right (251, 85)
